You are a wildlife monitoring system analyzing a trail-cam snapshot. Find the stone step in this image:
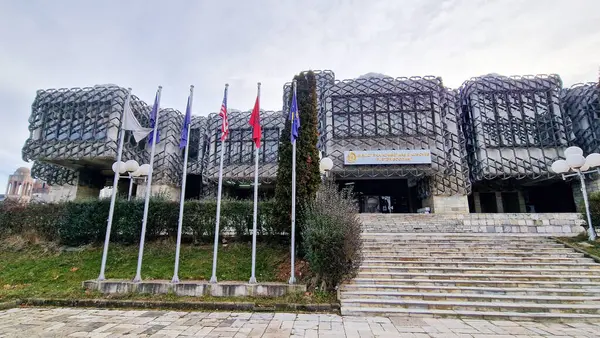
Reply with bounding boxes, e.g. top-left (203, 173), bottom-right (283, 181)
top-left (360, 238), bottom-right (564, 243)
top-left (349, 278), bottom-right (600, 289)
top-left (361, 260), bottom-right (600, 269)
top-left (340, 284), bottom-right (600, 297)
top-left (339, 290), bottom-right (600, 304)
top-left (362, 245), bottom-right (568, 250)
top-left (361, 242), bottom-right (567, 248)
top-left (362, 247), bottom-right (577, 253)
top-left (344, 231), bottom-right (596, 320)
top-left (360, 235), bottom-right (559, 239)
top-left (340, 307), bottom-right (600, 321)
top-left (358, 266), bottom-right (600, 275)
top-left (356, 272), bottom-right (600, 282)
top-left (363, 251), bottom-right (585, 258)
top-left (361, 233), bottom-right (576, 238)
top-left (361, 255), bottom-right (593, 263)
top-left (340, 298), bottom-right (600, 314)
